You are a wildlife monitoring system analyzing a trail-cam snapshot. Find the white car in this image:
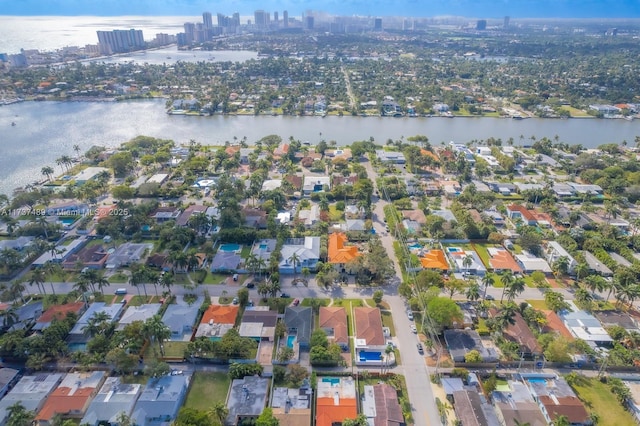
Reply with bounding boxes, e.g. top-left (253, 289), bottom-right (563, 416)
top-left (407, 311), bottom-right (414, 321)
top-left (410, 324), bottom-right (417, 333)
